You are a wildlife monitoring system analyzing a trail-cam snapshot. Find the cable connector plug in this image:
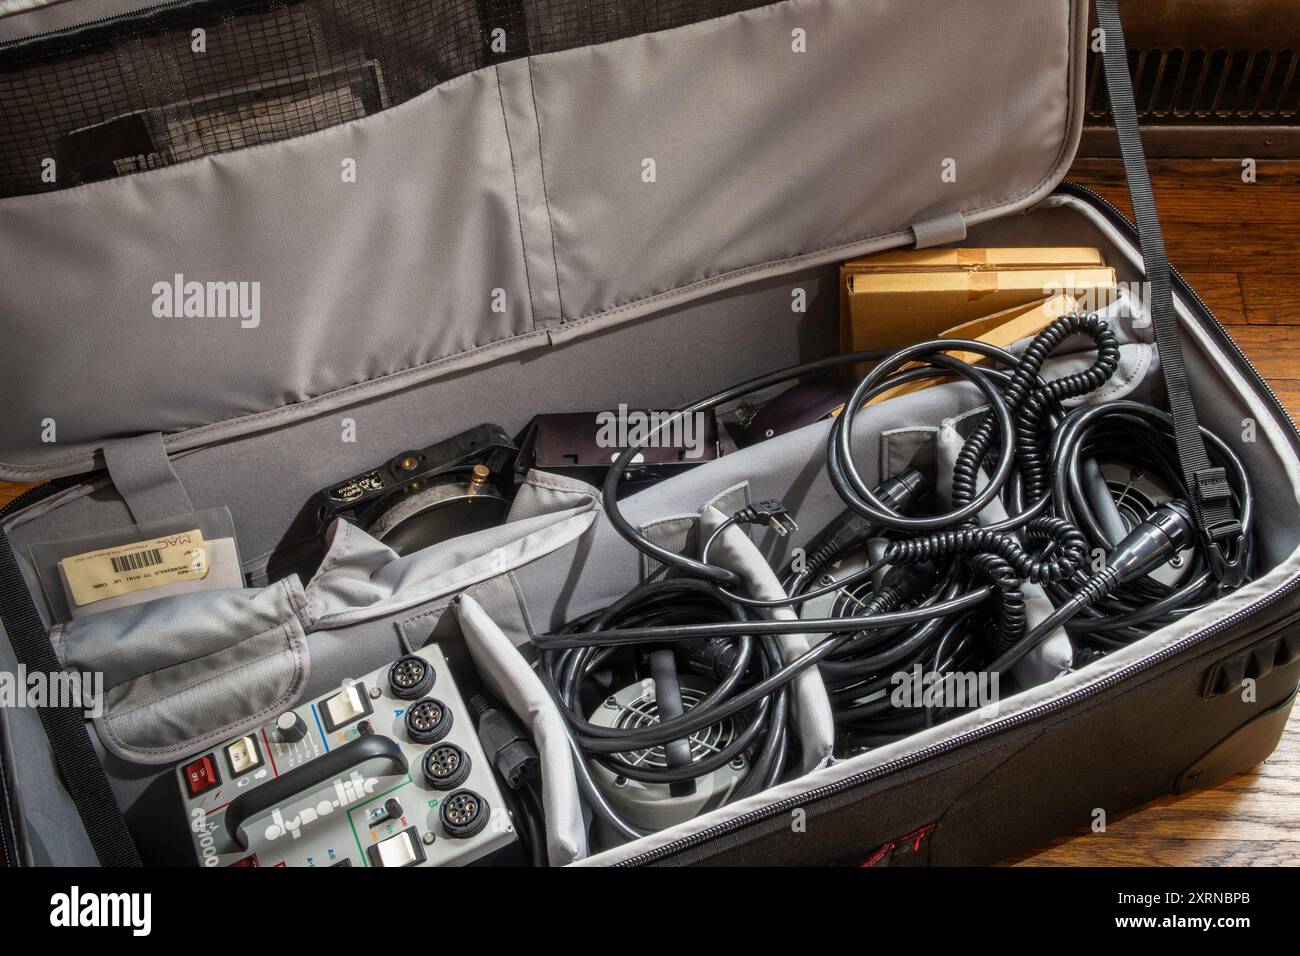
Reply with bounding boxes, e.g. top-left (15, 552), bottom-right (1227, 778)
top-left (799, 467), bottom-right (928, 578)
top-left (1106, 498), bottom-right (1195, 584)
top-left (877, 560), bottom-right (941, 605)
top-left (734, 500), bottom-right (799, 537)
top-left (468, 692), bottom-right (539, 790)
